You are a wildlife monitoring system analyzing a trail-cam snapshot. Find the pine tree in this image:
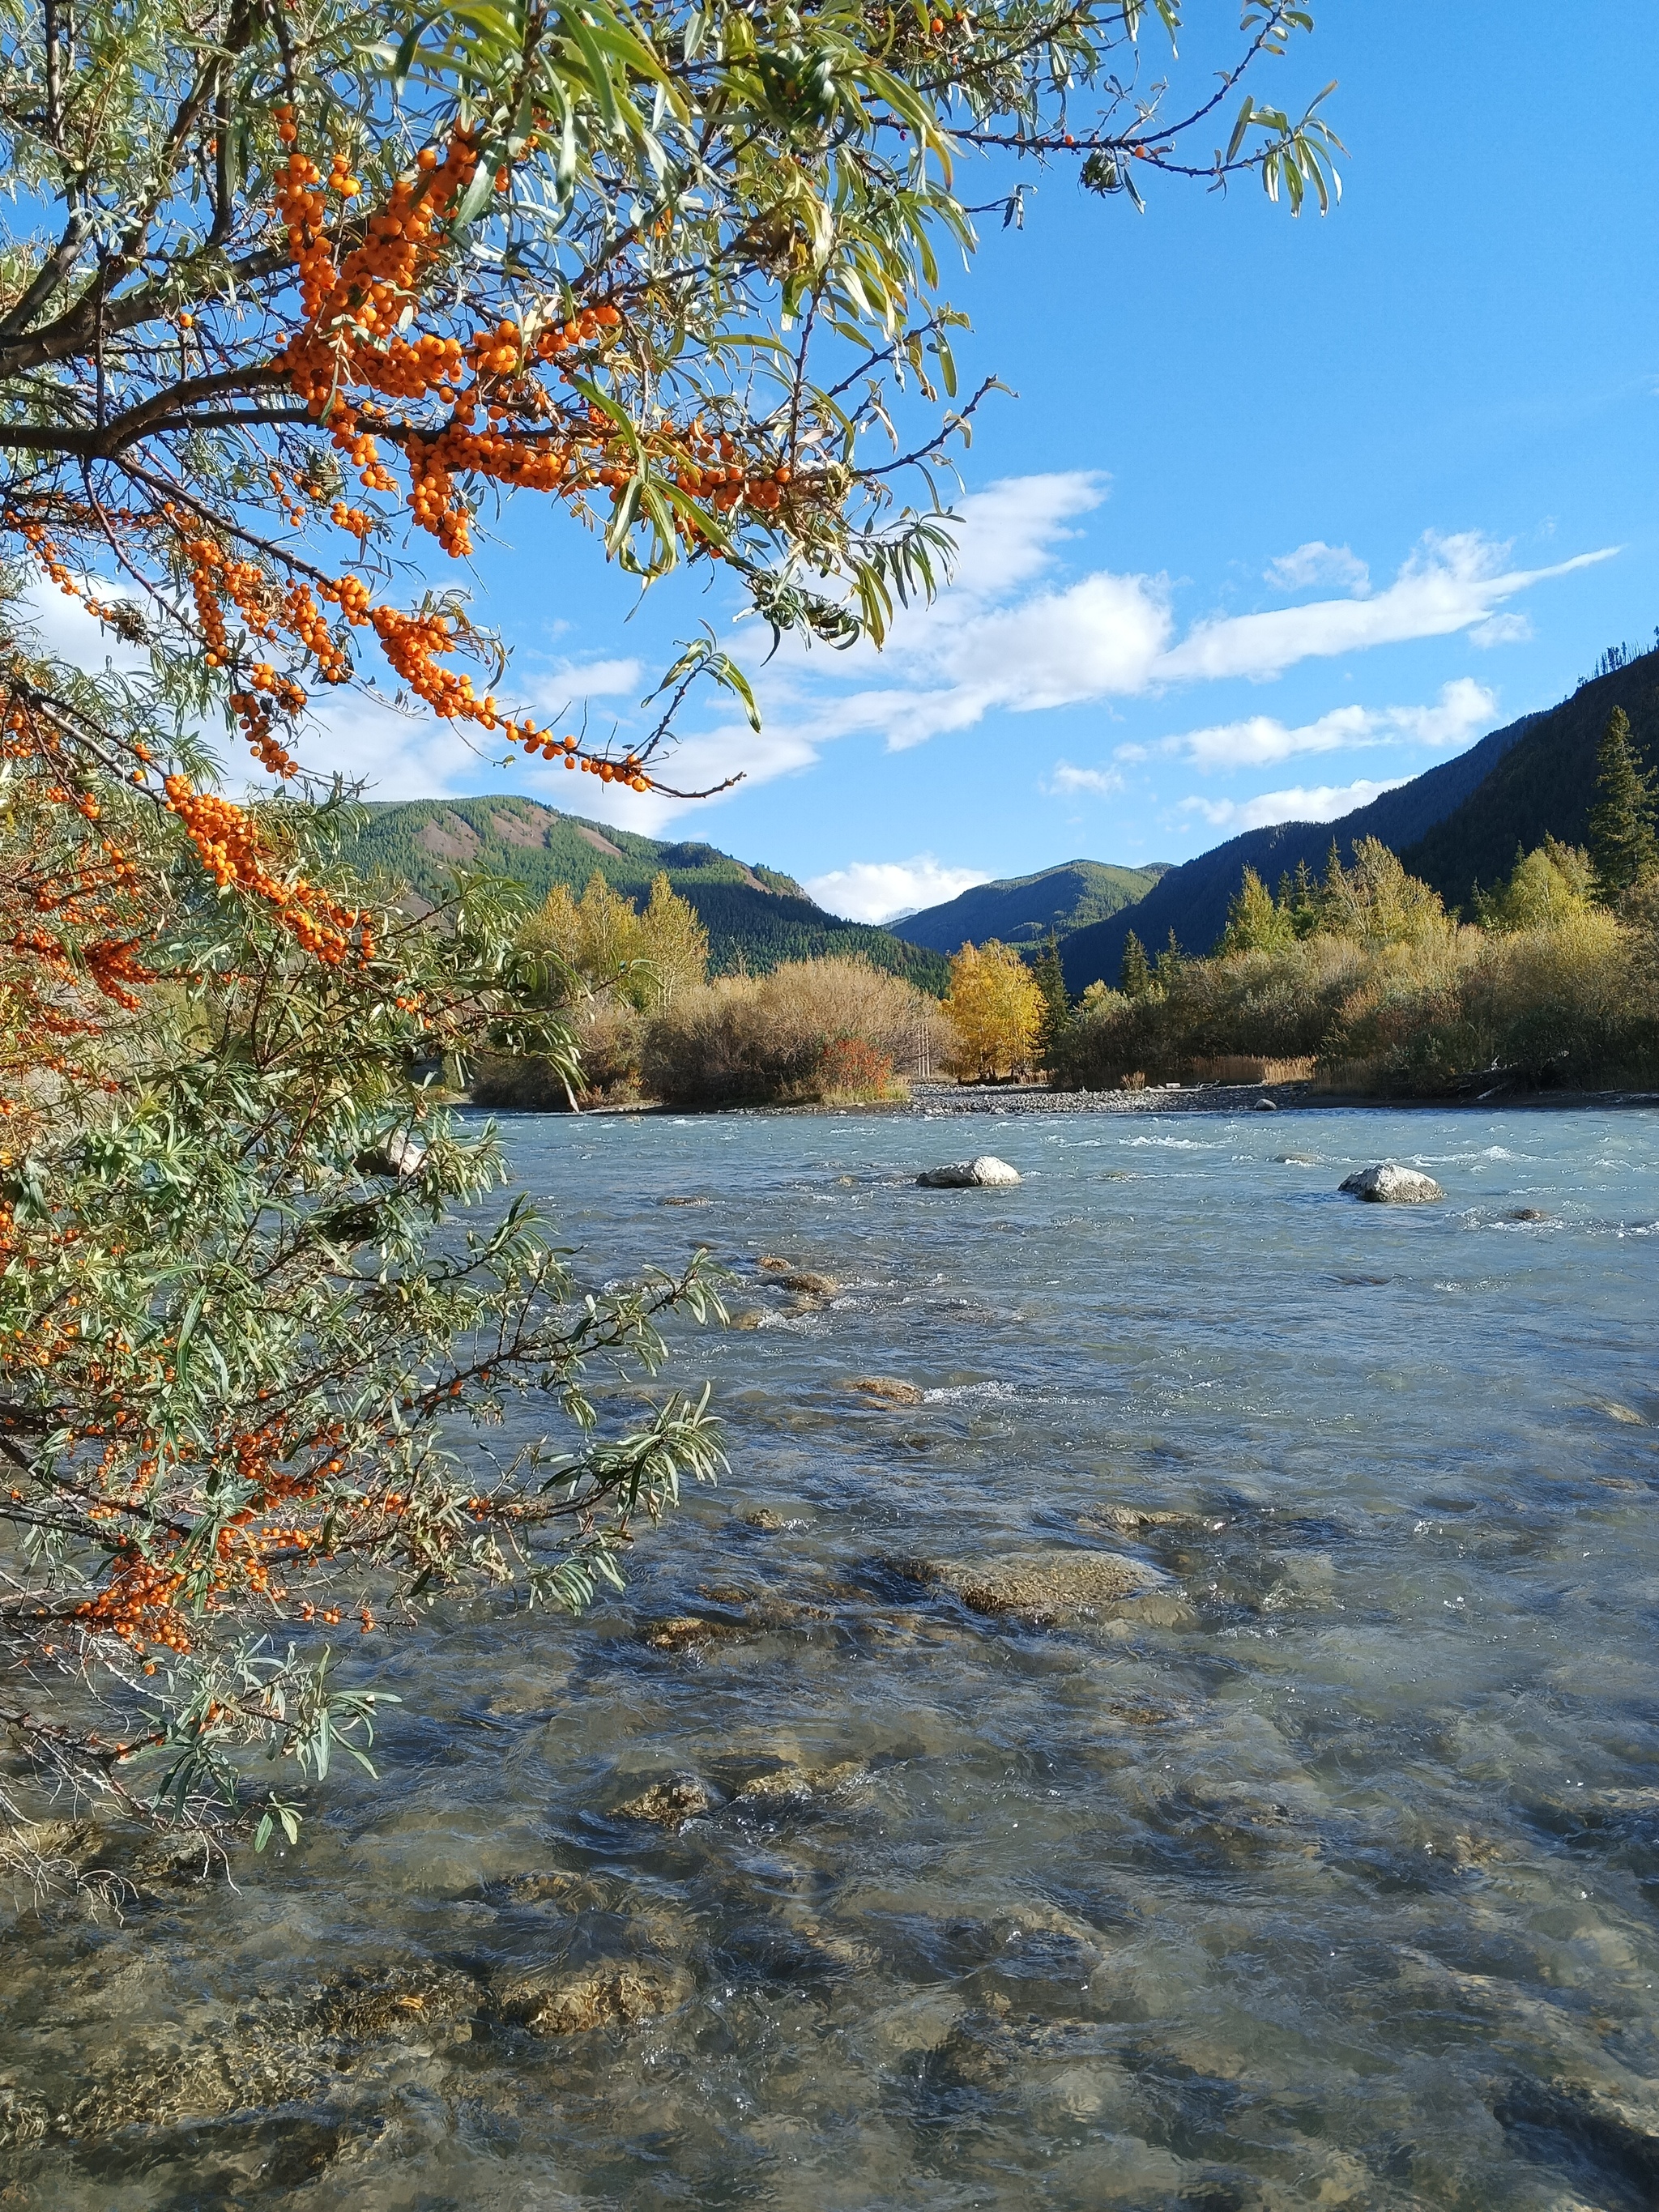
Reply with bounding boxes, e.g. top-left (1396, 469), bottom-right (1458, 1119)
top-left (1587, 706), bottom-right (1658, 899)
top-left (1119, 929), bottom-right (1150, 997)
top-left (1153, 927), bottom-right (1186, 989)
top-left (1031, 934), bottom-right (1072, 1073)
